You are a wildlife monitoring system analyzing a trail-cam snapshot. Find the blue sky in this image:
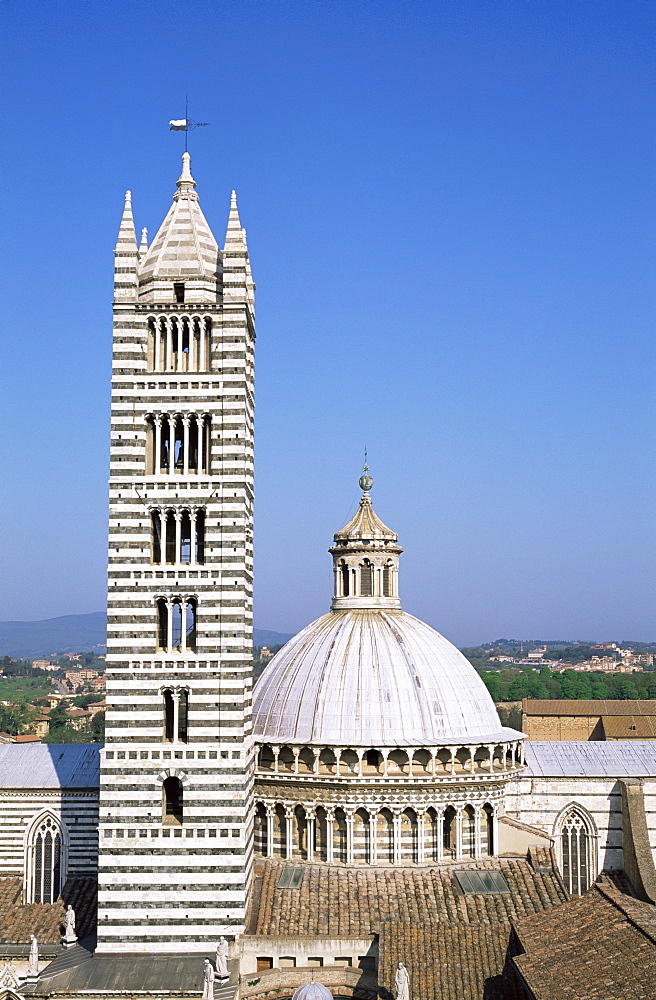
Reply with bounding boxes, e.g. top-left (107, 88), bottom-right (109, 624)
top-left (1, 0), bottom-right (654, 645)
